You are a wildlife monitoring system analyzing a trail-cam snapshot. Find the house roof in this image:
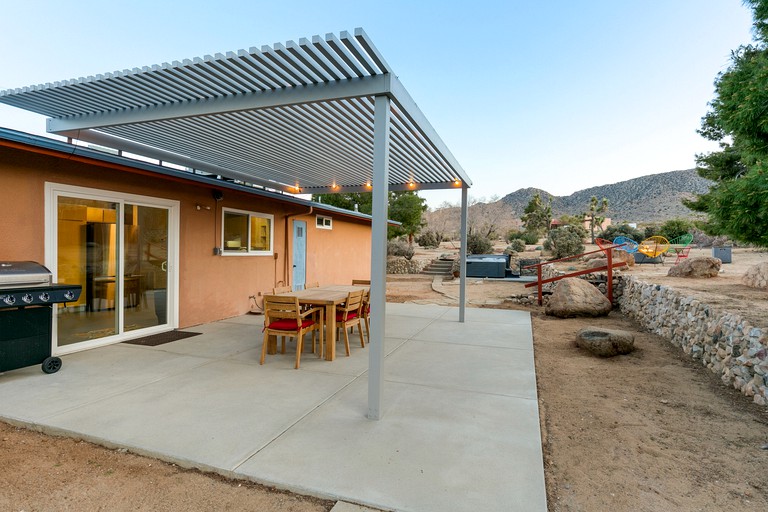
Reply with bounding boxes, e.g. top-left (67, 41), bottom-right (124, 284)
top-left (0, 28), bottom-right (470, 196)
top-left (0, 127), bottom-right (398, 225)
